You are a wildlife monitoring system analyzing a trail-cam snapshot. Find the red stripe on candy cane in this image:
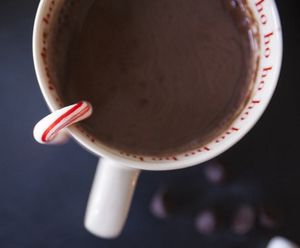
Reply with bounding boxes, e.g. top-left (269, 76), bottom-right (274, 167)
top-left (46, 105), bottom-right (91, 142)
top-left (38, 101), bottom-right (92, 143)
top-left (41, 102), bottom-right (84, 142)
